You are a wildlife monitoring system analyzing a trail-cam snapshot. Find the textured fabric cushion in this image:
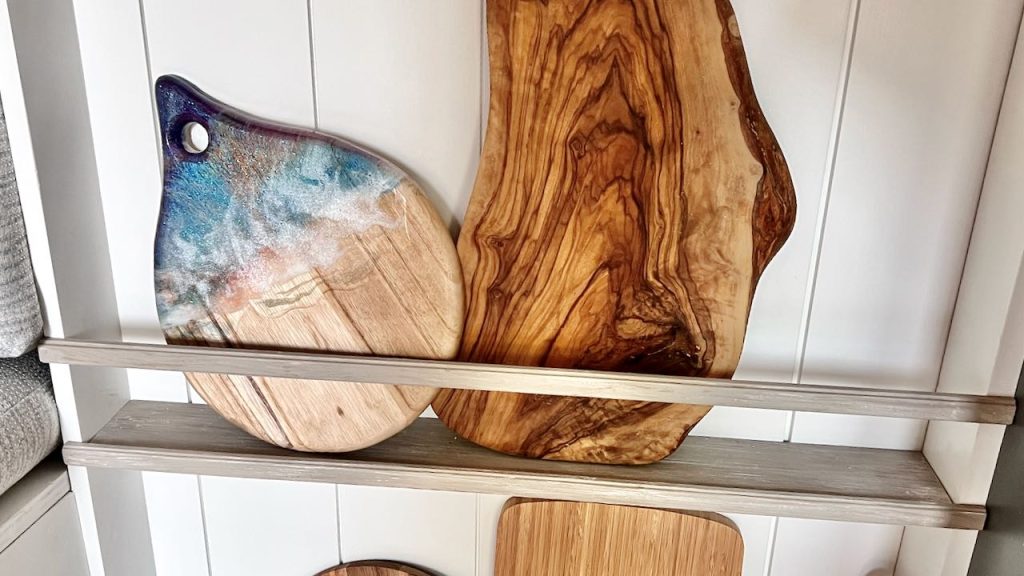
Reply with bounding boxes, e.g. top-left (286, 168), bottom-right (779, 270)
top-left (0, 352), bottom-right (59, 494)
top-left (0, 96), bottom-right (42, 357)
